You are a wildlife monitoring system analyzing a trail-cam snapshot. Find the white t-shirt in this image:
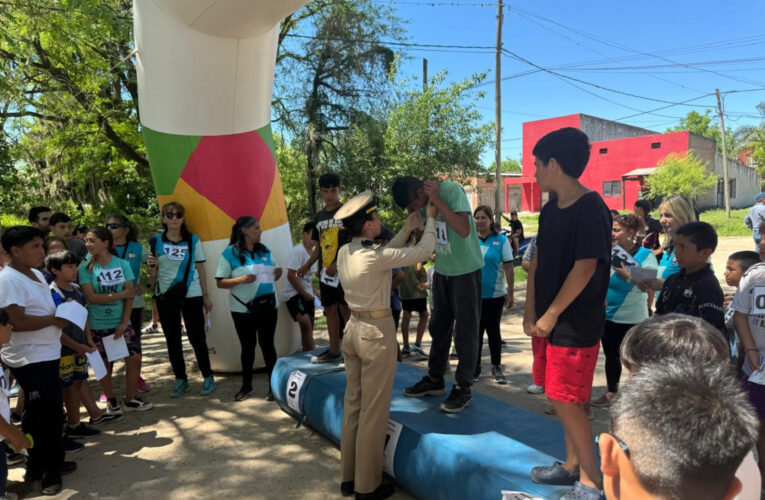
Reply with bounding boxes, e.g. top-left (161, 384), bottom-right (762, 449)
top-left (0, 266), bottom-right (62, 367)
top-left (0, 369), bottom-right (8, 443)
top-left (731, 263), bottom-right (765, 374)
top-left (282, 244), bottom-right (316, 301)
